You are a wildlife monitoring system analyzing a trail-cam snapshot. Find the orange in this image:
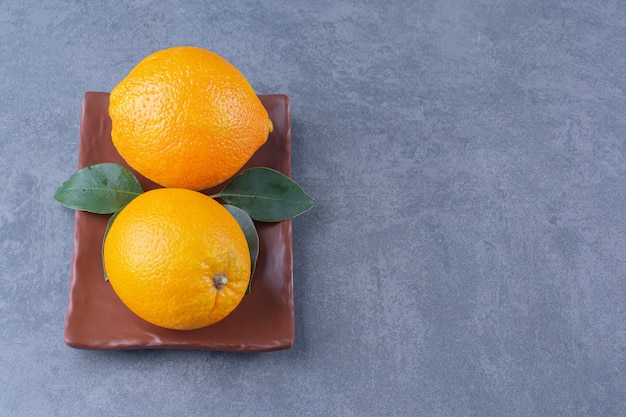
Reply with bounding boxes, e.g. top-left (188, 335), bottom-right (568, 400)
top-left (103, 188), bottom-right (250, 330)
top-left (109, 46), bottom-right (272, 191)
